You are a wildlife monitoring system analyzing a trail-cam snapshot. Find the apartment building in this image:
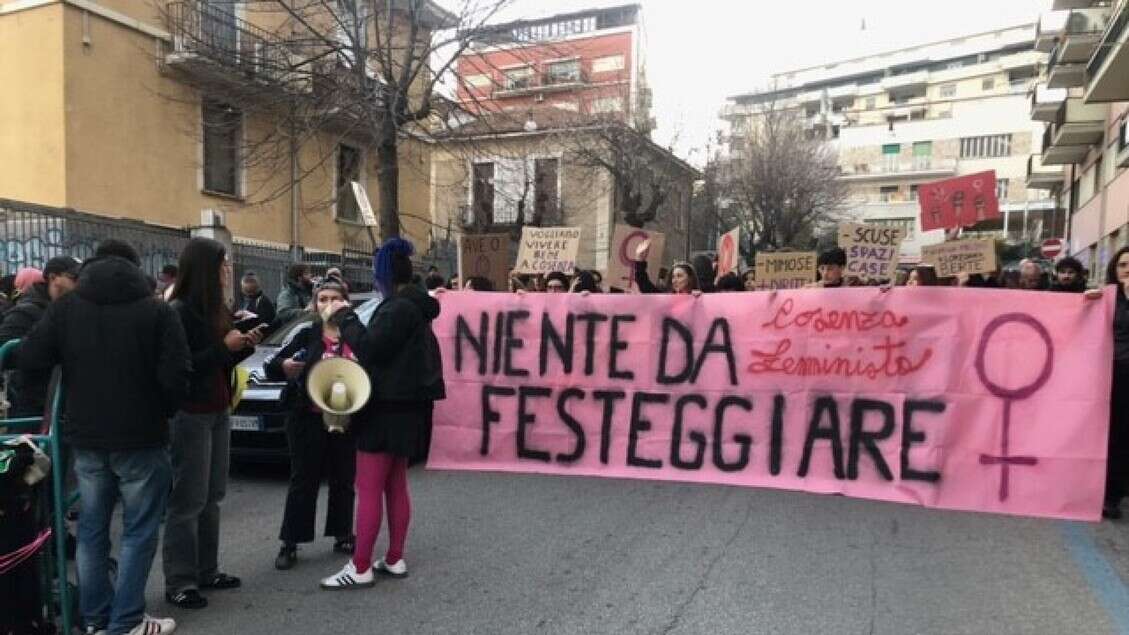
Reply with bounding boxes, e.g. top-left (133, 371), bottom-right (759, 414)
top-left (0, 0), bottom-right (447, 260)
top-left (721, 25), bottom-right (1058, 262)
top-left (1030, 0), bottom-right (1129, 279)
top-left (455, 3), bottom-right (653, 132)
